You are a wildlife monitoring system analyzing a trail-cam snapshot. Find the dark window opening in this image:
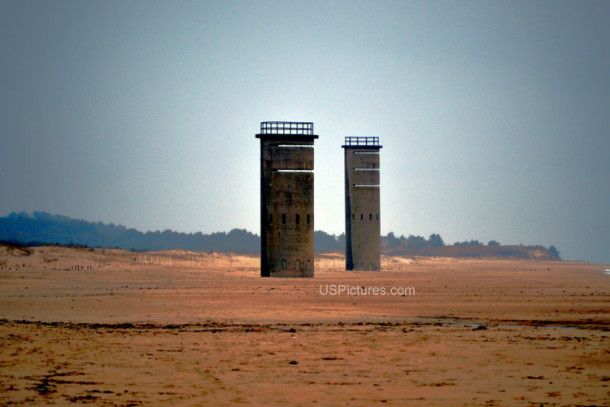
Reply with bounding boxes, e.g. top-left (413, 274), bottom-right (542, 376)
top-left (282, 214), bottom-right (286, 225)
top-left (369, 213), bottom-right (372, 220)
top-left (296, 214), bottom-right (300, 225)
top-left (307, 214), bottom-right (310, 225)
top-left (268, 214), bottom-right (273, 225)
top-left (352, 213), bottom-right (355, 220)
top-left (360, 213), bottom-right (363, 220)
